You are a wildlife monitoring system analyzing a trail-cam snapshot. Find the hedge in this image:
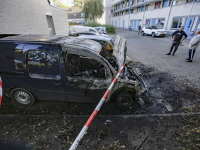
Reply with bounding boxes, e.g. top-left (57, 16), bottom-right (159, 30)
top-left (84, 22), bottom-right (116, 34)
